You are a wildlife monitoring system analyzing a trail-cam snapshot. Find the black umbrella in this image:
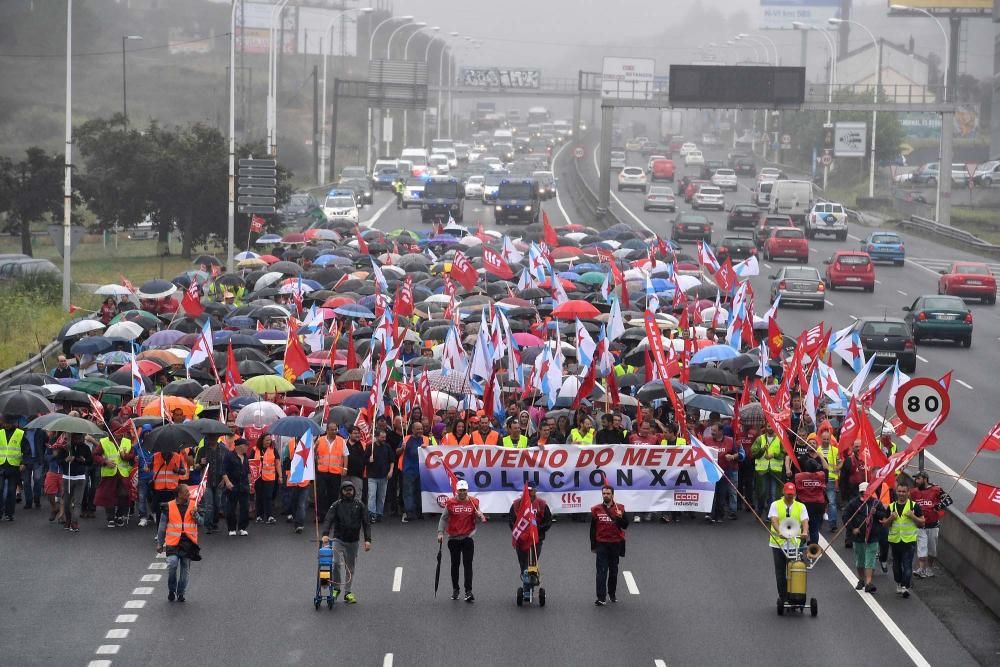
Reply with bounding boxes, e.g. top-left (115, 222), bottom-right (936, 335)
top-left (635, 379), bottom-right (689, 403)
top-left (193, 254), bottom-right (222, 267)
top-left (50, 389), bottom-right (93, 407)
top-left (688, 366), bottom-right (741, 386)
top-left (238, 360), bottom-right (276, 377)
top-left (162, 379), bottom-right (205, 398)
top-left (0, 373), bottom-right (59, 390)
top-left (0, 389), bottom-right (56, 416)
top-left (144, 423), bottom-right (201, 454)
top-left (187, 418), bottom-right (233, 436)
top-left (434, 541), bottom-right (443, 598)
